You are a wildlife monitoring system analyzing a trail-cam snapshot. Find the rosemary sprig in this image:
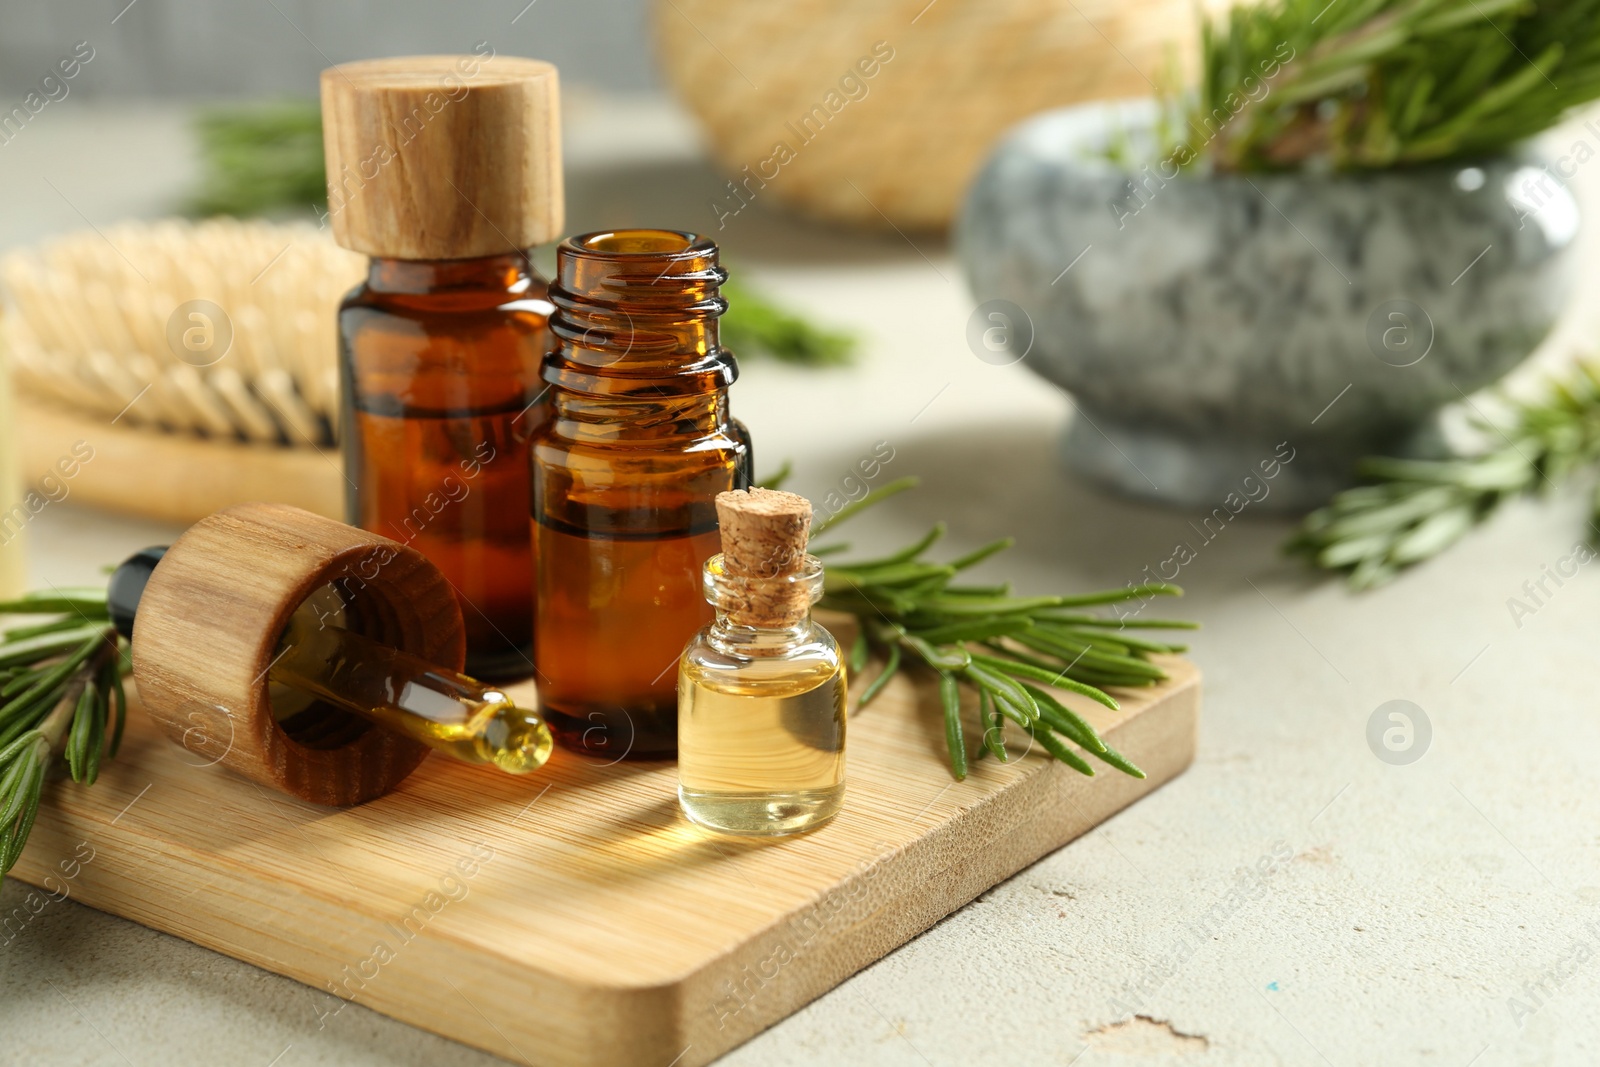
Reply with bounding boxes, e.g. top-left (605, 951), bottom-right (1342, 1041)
top-left (0, 590), bottom-right (125, 885)
top-left (1289, 359), bottom-right (1600, 587)
top-left (812, 478), bottom-right (1196, 781)
top-left (1182, 0), bottom-right (1600, 171)
top-left (186, 101), bottom-right (328, 218)
top-left (720, 278), bottom-right (857, 367)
